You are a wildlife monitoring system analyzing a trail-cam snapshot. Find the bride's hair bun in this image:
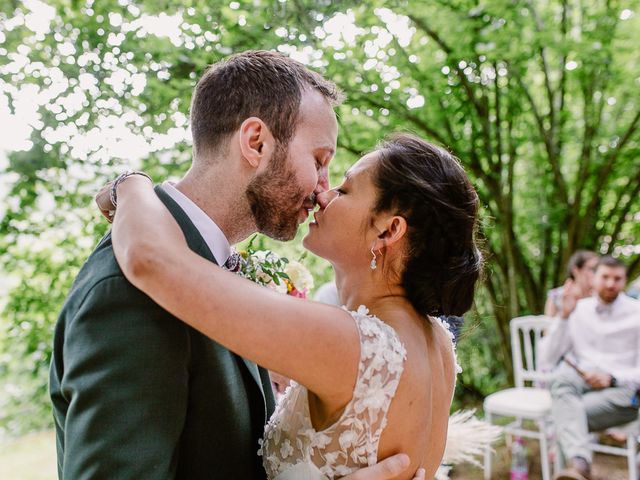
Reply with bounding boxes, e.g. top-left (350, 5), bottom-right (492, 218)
top-left (372, 134), bottom-right (482, 317)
